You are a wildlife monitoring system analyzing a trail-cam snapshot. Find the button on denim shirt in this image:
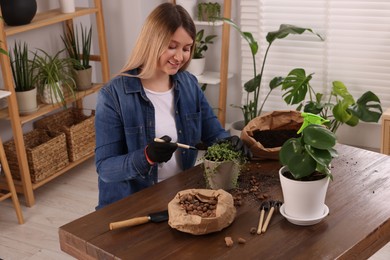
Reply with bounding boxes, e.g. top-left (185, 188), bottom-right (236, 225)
top-left (95, 69), bottom-right (229, 209)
